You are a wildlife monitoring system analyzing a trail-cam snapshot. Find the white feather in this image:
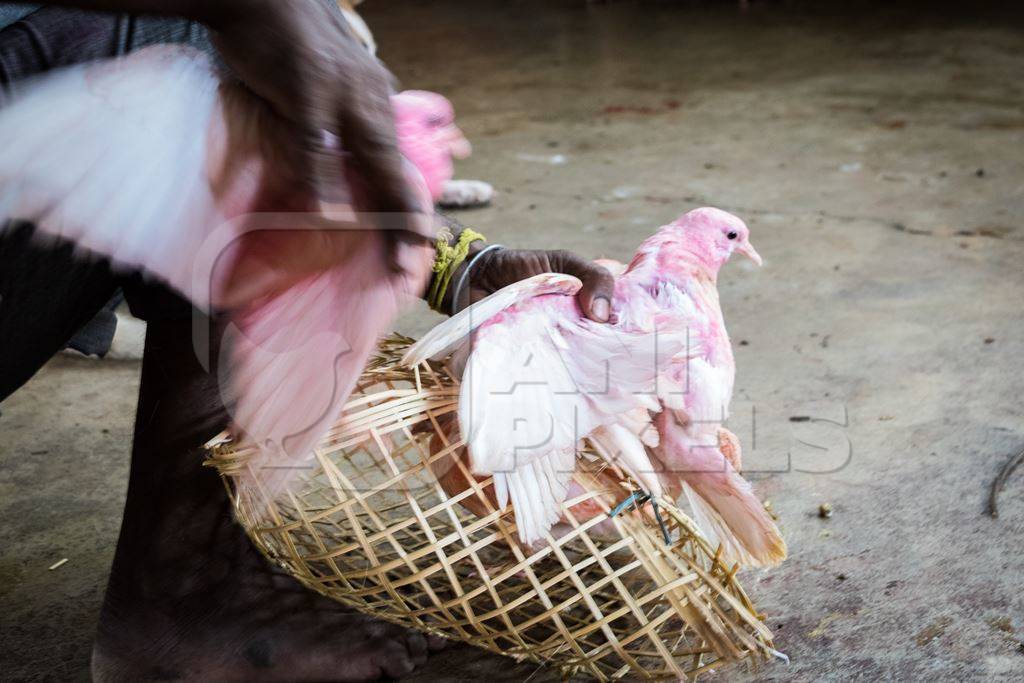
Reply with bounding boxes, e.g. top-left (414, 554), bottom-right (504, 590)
top-left (459, 315), bottom-right (693, 477)
top-left (401, 273), bottom-right (582, 366)
top-left (501, 449), bottom-right (574, 545)
top-left (600, 423), bottom-right (663, 496)
top-left (493, 472), bottom-right (510, 509)
top-left (0, 46), bottom-right (223, 305)
top-left (415, 275), bottom-right (703, 545)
